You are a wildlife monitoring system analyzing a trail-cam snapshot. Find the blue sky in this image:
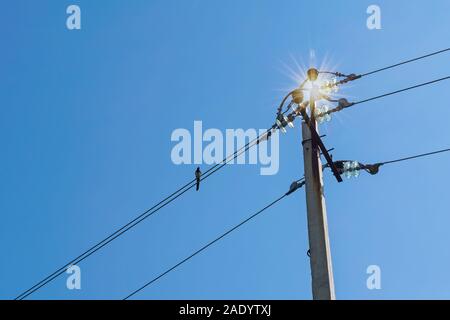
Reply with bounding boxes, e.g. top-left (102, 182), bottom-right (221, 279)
top-left (1, 0), bottom-right (450, 300)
